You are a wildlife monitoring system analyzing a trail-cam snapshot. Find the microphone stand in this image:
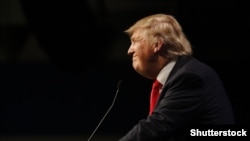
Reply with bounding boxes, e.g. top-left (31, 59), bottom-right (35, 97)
top-left (87, 80), bottom-right (122, 141)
